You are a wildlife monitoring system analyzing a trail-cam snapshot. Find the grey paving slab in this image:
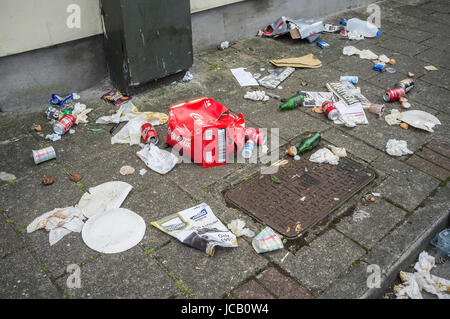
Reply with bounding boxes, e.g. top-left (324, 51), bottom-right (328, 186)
top-left (419, 1), bottom-right (450, 13)
top-left (0, 135), bottom-right (45, 181)
top-left (0, 164), bottom-right (84, 230)
top-left (0, 248), bottom-right (61, 298)
top-left (155, 239), bottom-right (268, 299)
top-left (419, 35), bottom-right (450, 52)
top-left (420, 67), bottom-right (450, 89)
top-left (335, 199), bottom-right (407, 250)
top-left (378, 20), bottom-right (433, 44)
top-left (377, 36), bottom-right (430, 57)
top-left (322, 128), bottom-right (382, 163)
top-left (270, 229), bottom-right (366, 295)
top-left (423, 11), bottom-right (450, 26)
top-left (405, 79), bottom-right (450, 114)
top-left (372, 154), bottom-right (440, 211)
top-left (123, 179), bottom-right (197, 250)
top-left (415, 47), bottom-right (450, 70)
top-left (56, 247), bottom-right (178, 299)
top-left (0, 216), bottom-right (26, 258)
top-left (197, 46), bottom-right (259, 70)
top-left (319, 261), bottom-right (382, 299)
